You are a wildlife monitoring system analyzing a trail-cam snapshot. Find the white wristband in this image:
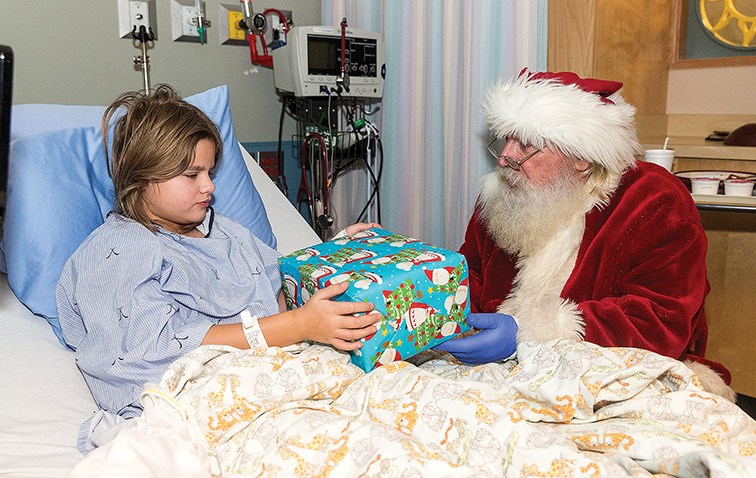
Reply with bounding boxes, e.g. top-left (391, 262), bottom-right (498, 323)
top-left (240, 309), bottom-right (268, 350)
